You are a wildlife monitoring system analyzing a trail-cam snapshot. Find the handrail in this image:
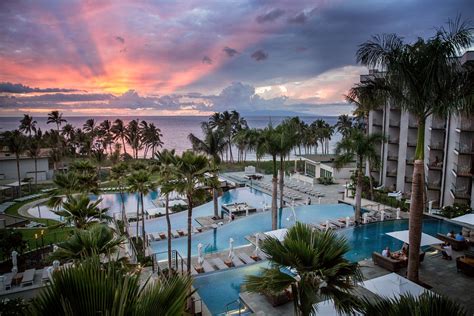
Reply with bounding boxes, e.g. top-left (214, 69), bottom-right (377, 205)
top-left (225, 299), bottom-right (244, 315)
